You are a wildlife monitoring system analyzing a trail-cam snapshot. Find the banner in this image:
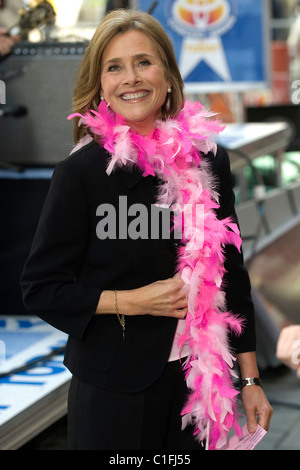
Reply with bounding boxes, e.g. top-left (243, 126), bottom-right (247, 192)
top-left (138, 0), bottom-right (270, 92)
top-left (0, 316), bottom-right (70, 430)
